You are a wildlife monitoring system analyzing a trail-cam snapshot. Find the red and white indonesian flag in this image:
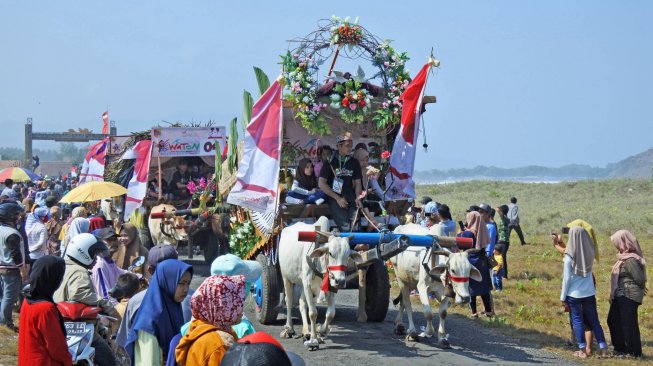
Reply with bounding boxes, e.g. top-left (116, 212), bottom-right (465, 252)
top-left (123, 140), bottom-right (153, 219)
top-left (227, 80), bottom-right (283, 214)
top-left (385, 60), bottom-right (437, 200)
top-left (79, 138), bottom-right (108, 183)
top-left (102, 111), bottom-right (109, 134)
